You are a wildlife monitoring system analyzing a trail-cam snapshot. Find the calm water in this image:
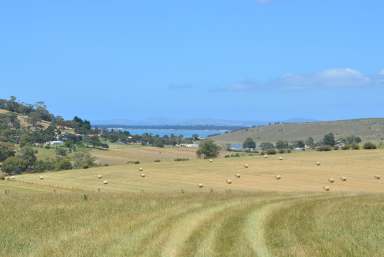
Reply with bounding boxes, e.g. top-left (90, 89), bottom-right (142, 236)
top-left (121, 128), bottom-right (228, 138)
